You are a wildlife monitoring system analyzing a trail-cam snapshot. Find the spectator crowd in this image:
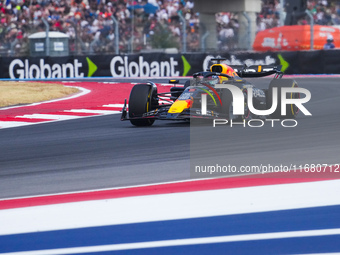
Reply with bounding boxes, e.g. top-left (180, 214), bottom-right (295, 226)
top-left (0, 0), bottom-right (198, 55)
top-left (1, 0), bottom-right (340, 56)
top-left (257, 0), bottom-right (340, 32)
